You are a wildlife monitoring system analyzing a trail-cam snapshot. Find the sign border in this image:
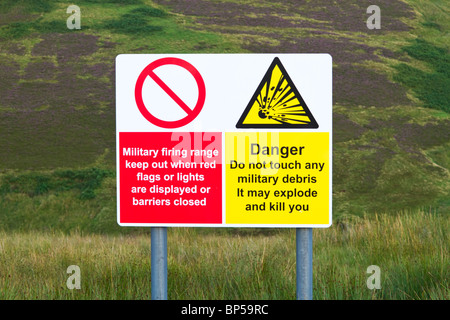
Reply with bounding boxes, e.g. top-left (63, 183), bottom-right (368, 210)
top-left (117, 54), bottom-right (332, 228)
